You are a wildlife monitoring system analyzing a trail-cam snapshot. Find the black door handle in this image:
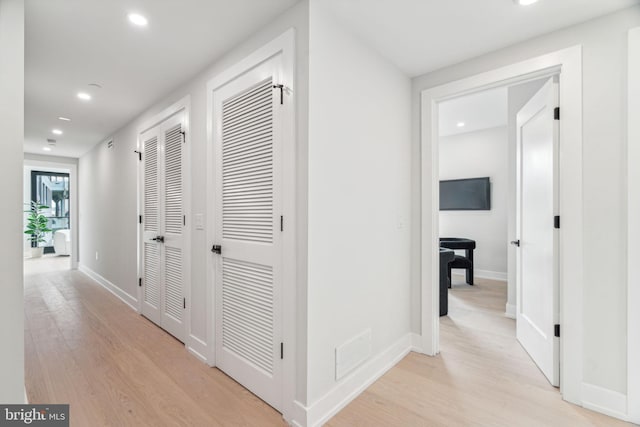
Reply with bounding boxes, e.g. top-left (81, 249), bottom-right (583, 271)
top-left (153, 236), bottom-right (165, 243)
top-left (510, 240), bottom-right (520, 247)
top-left (211, 245), bottom-right (222, 255)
